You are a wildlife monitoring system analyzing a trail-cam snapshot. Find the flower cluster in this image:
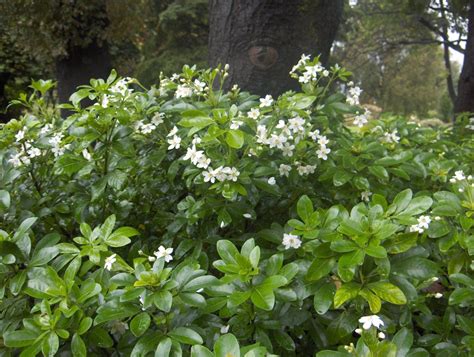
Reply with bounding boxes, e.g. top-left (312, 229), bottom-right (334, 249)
top-left (149, 246), bottom-right (174, 263)
top-left (135, 112), bottom-right (165, 135)
top-left (346, 81), bottom-right (362, 106)
top-left (449, 170), bottom-right (467, 183)
top-left (353, 109), bottom-right (370, 128)
top-left (383, 129), bottom-right (400, 144)
top-left (410, 215), bottom-right (431, 233)
top-left (289, 54), bottom-right (330, 84)
top-left (49, 132), bottom-right (70, 157)
top-left (167, 126), bottom-right (182, 150)
top-left (202, 166), bottom-right (240, 183)
top-left (8, 127), bottom-right (43, 167)
top-left (183, 145), bottom-right (211, 169)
